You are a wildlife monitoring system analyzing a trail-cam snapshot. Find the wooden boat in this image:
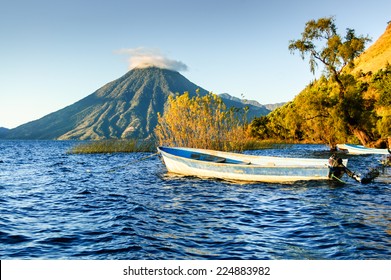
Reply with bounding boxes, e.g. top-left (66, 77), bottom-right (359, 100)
top-left (337, 144), bottom-right (390, 155)
top-left (157, 146), bottom-right (345, 183)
